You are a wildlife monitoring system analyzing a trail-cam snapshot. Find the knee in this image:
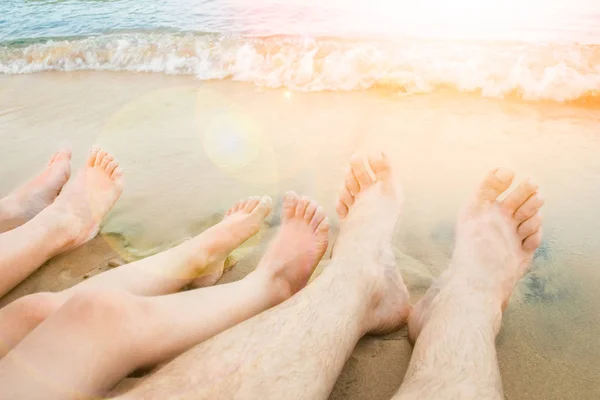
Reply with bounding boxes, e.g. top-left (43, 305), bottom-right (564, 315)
top-left (58, 290), bottom-right (140, 332)
top-left (5, 292), bottom-right (64, 326)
